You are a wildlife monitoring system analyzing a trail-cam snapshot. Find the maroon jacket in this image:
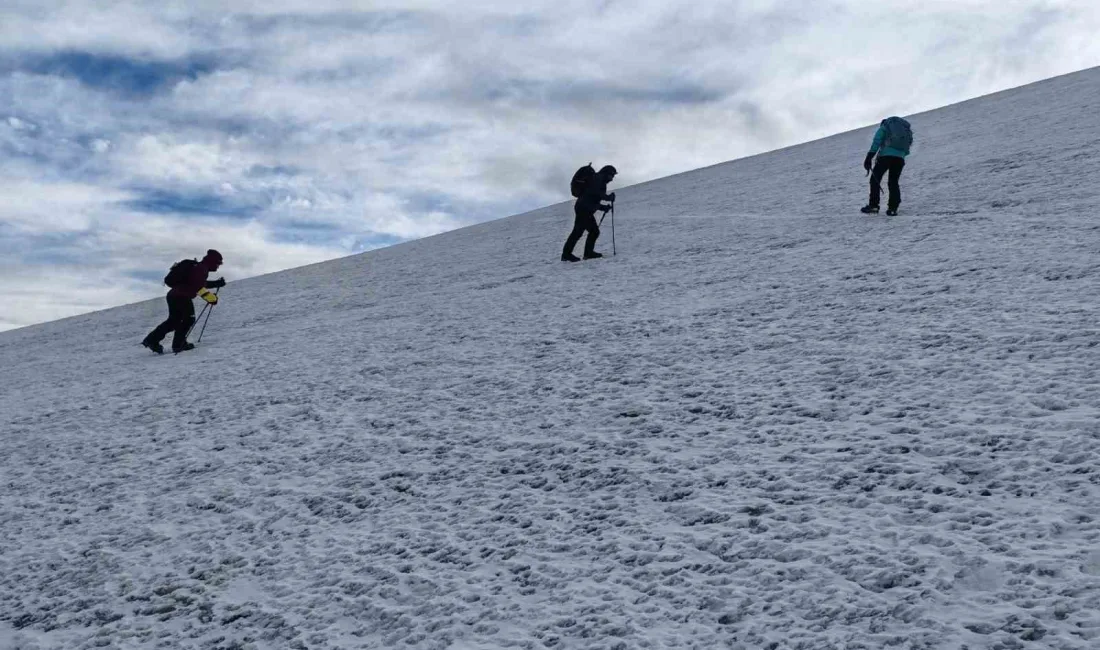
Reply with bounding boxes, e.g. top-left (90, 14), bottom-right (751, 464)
top-left (168, 259), bottom-right (221, 299)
